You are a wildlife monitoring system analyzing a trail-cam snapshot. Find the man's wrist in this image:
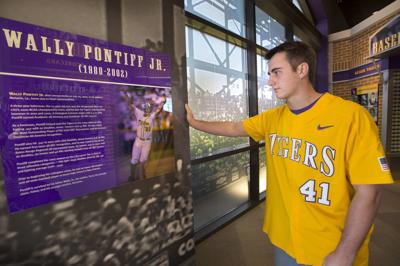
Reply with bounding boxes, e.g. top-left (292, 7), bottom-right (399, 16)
top-left (334, 245), bottom-right (356, 261)
top-left (187, 117), bottom-right (196, 127)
